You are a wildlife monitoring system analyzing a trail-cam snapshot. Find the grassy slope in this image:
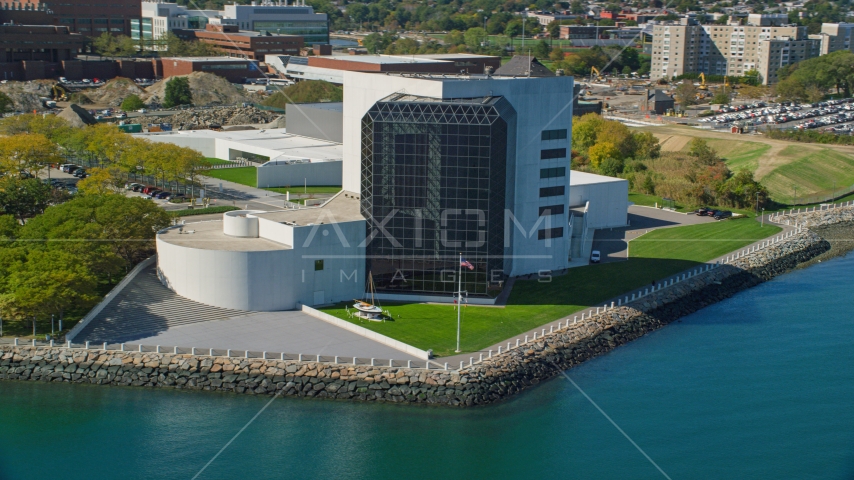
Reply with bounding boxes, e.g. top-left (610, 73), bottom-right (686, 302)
top-left (654, 126), bottom-right (854, 204)
top-left (320, 219), bottom-right (780, 356)
top-left (761, 146), bottom-right (854, 203)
